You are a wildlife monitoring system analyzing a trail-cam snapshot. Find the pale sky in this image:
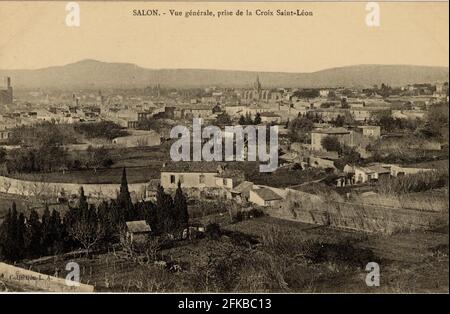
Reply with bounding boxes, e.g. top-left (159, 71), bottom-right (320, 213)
top-left (0, 1), bottom-right (448, 72)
